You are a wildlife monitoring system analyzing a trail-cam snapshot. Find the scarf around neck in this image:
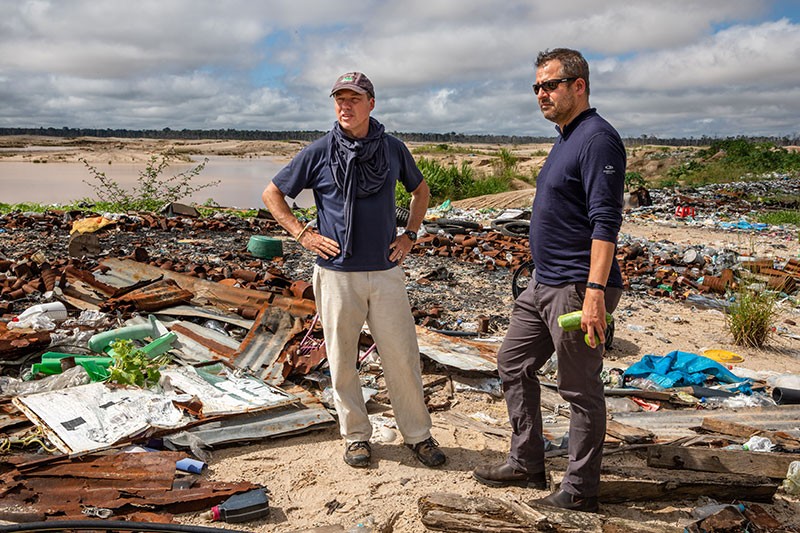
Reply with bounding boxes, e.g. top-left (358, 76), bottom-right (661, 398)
top-left (328, 116), bottom-right (390, 257)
